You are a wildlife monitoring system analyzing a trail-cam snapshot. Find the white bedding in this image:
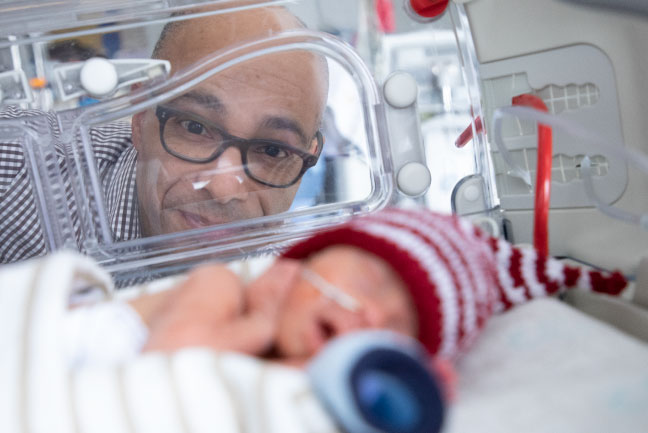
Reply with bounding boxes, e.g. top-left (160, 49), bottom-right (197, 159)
top-left (446, 298), bottom-right (648, 433)
top-left (2, 252), bottom-right (647, 433)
